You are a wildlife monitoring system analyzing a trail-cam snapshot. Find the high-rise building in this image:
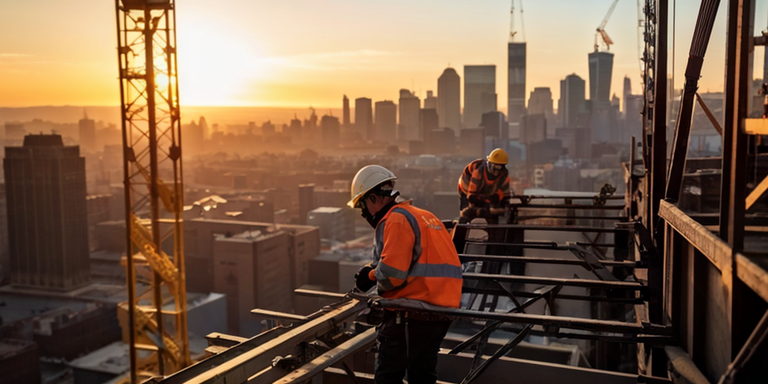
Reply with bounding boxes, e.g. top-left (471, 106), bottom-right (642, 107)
top-left (588, 51), bottom-right (614, 102)
top-left (320, 115), bottom-right (340, 147)
top-left (354, 97), bottom-right (373, 141)
top-left (559, 74), bottom-right (587, 128)
top-left (528, 87), bottom-right (554, 116)
top-left (520, 114), bottom-right (547, 144)
top-left (398, 89), bottom-right (421, 141)
top-left (481, 111), bottom-right (508, 141)
top-left (419, 108), bottom-right (439, 145)
top-left (424, 90), bottom-right (437, 110)
top-left (622, 76), bottom-right (632, 115)
top-left (78, 111), bottom-right (96, 152)
top-left (375, 100), bottom-right (397, 143)
top-left (464, 65), bottom-right (497, 128)
top-left (298, 184), bottom-right (315, 225)
top-left (342, 95), bottom-right (350, 130)
top-left (508, 42), bottom-right (527, 125)
top-left (213, 229), bottom-right (291, 335)
top-left (4, 134), bottom-right (89, 290)
top-left (437, 68), bottom-right (461, 131)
